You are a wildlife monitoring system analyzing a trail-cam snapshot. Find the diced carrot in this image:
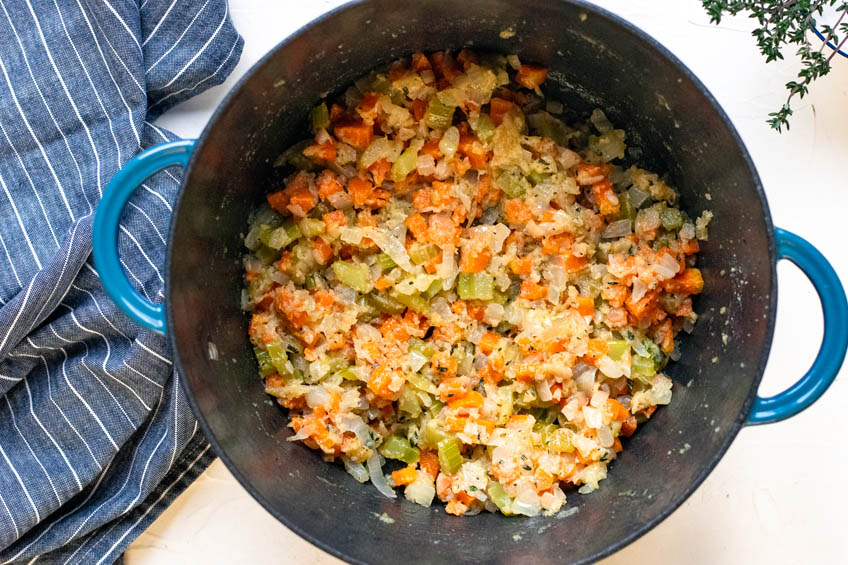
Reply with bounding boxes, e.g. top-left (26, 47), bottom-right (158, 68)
top-left (391, 466), bottom-right (418, 487)
top-left (421, 139), bottom-right (442, 160)
top-left (432, 352), bottom-right (458, 380)
top-left (322, 210), bottom-right (347, 235)
top-left (380, 317), bottom-right (409, 343)
top-left (479, 364), bottom-right (503, 386)
top-left (606, 398), bottom-right (629, 422)
top-left (329, 103), bottom-right (345, 123)
top-left (266, 190), bottom-right (289, 215)
top-left (515, 64), bottom-right (549, 89)
top-left (429, 181), bottom-right (453, 206)
top-left (626, 289), bottom-right (659, 320)
top-left (564, 254), bottom-right (588, 273)
top-left (584, 338), bottom-right (608, 365)
top-left (592, 180), bottom-right (620, 216)
top-left (432, 323), bottom-right (463, 344)
top-left (405, 212), bottom-right (429, 241)
top-left (356, 92), bottom-right (381, 117)
top-left (348, 176), bottom-right (374, 207)
top-left (601, 283), bottom-right (628, 307)
top-left (313, 238), bottom-right (334, 264)
top-left (621, 414), bottom-right (638, 437)
top-left (411, 52), bottom-right (432, 72)
top-left (459, 246), bottom-right (491, 273)
top-left (428, 214), bottom-right (461, 246)
top-left (541, 233), bottom-right (574, 254)
top-left (430, 51), bottom-right (460, 81)
top-left (465, 302), bottom-right (486, 322)
top-left (509, 257), bottom-right (532, 275)
top-left (419, 451), bottom-right (440, 479)
top-left (368, 364), bottom-right (399, 400)
top-left (456, 49), bottom-right (479, 69)
top-left (424, 253), bottom-right (442, 274)
top-left (334, 121), bottom-right (373, 149)
top-left (368, 158), bottom-right (391, 186)
top-left (504, 199), bottom-right (533, 225)
top-left (489, 98), bottom-right (514, 126)
top-left (576, 163), bottom-right (609, 185)
top-left (478, 331), bottom-right (501, 355)
top-left (374, 276), bottom-right (393, 291)
top-left (458, 134), bottom-right (488, 169)
top-left (655, 318), bottom-right (675, 354)
top-left (663, 268), bottom-right (704, 295)
top-left (519, 280), bottom-right (548, 301)
top-left (640, 405), bottom-right (658, 419)
top-left (576, 296), bottom-right (594, 317)
top-left (287, 187), bottom-right (316, 217)
top-left (303, 140), bottom-right (337, 162)
top-left (612, 437), bottom-right (623, 453)
top-left (474, 174), bottom-right (493, 204)
top-left (316, 170), bottom-right (344, 202)
top-left (438, 377), bottom-right (467, 401)
top-left (411, 98), bottom-right (428, 121)
top-left (448, 390), bottom-right (484, 410)
top-left (607, 307), bottom-right (629, 328)
top-left (680, 238), bottom-right (700, 255)
top-left (313, 290), bottom-right (335, 309)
